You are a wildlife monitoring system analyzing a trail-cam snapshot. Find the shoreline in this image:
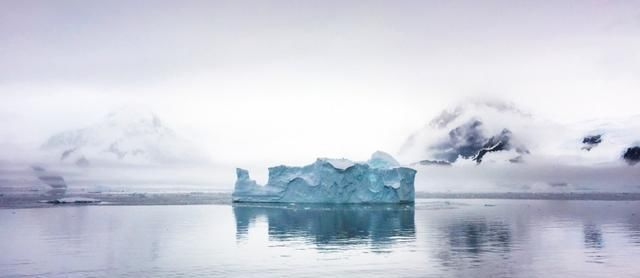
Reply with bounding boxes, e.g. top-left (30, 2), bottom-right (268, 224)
top-left (2, 191), bottom-right (640, 209)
